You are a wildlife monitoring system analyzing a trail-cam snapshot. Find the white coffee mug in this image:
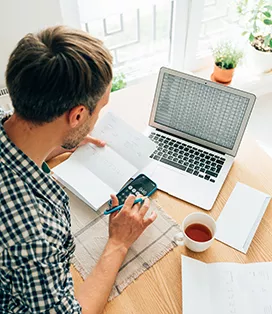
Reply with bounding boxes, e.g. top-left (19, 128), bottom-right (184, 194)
top-left (174, 212), bottom-right (216, 252)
